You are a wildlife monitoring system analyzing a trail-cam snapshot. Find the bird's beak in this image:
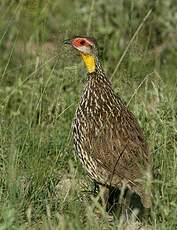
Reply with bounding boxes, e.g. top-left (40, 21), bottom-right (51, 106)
top-left (63, 39), bottom-right (71, 45)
